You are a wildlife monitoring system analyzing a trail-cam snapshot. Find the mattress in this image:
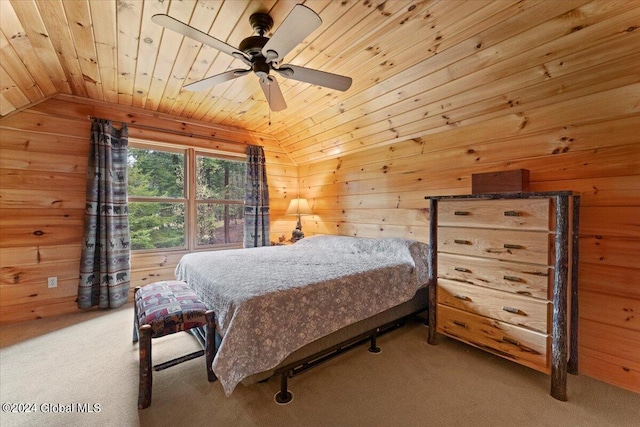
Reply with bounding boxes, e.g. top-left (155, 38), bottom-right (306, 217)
top-left (175, 234), bottom-right (430, 395)
top-left (241, 285), bottom-right (429, 386)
